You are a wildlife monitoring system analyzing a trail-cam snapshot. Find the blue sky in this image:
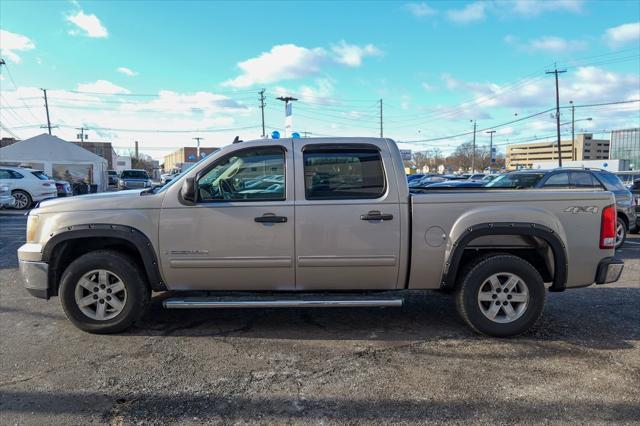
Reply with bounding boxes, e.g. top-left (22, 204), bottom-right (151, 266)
top-left (1, 0), bottom-right (639, 160)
